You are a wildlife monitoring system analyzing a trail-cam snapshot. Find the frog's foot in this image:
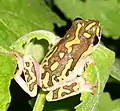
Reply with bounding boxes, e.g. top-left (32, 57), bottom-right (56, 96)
top-left (77, 74), bottom-right (97, 94)
top-left (79, 80), bottom-right (97, 94)
top-left (11, 51), bottom-right (24, 76)
top-left (12, 51), bottom-right (39, 97)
